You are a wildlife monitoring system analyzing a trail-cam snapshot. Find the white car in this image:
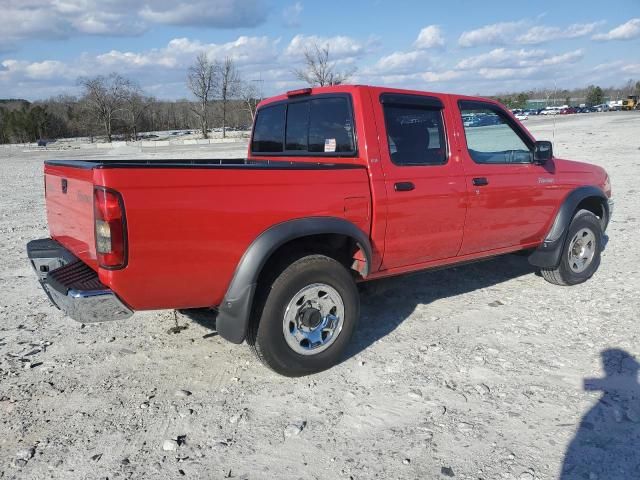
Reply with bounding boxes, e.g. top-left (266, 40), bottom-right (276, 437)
top-left (515, 113), bottom-right (529, 121)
